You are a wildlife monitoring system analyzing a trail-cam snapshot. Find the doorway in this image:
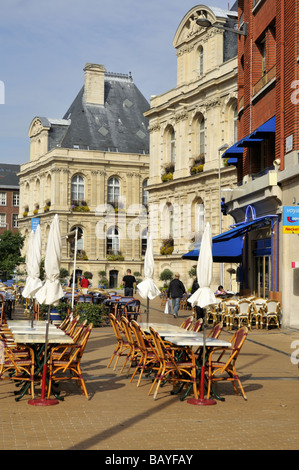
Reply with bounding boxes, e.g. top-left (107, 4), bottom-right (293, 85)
top-left (109, 270), bottom-right (118, 289)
